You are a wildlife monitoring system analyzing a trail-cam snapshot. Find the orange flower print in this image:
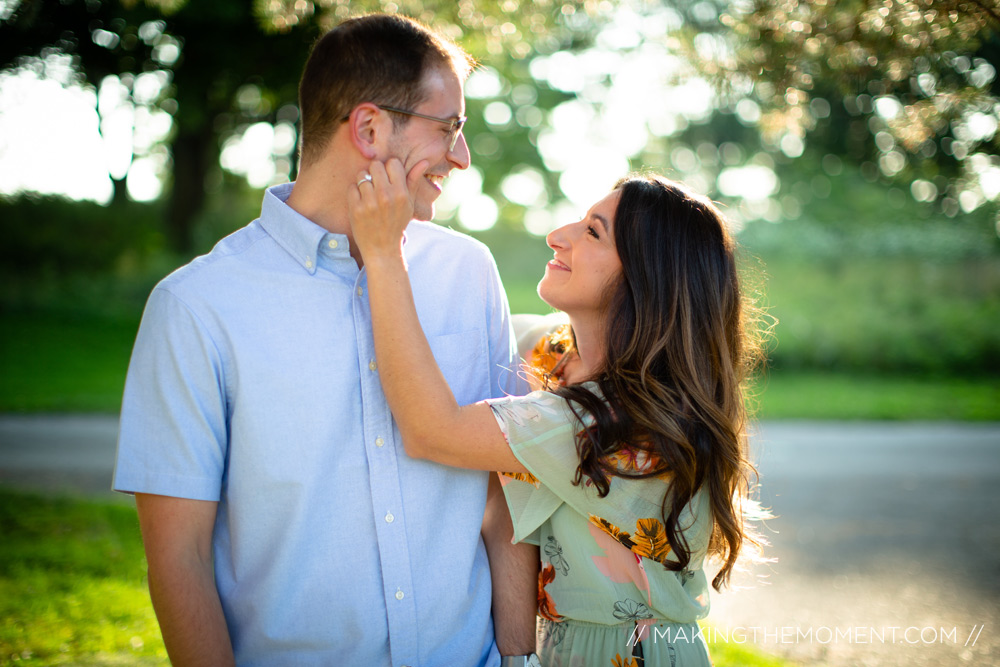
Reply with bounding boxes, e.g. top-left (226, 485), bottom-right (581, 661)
top-left (524, 324), bottom-right (574, 390)
top-left (589, 515), bottom-right (673, 566)
top-left (606, 446), bottom-right (666, 475)
top-left (589, 515), bottom-right (636, 551)
top-left (631, 518), bottom-right (672, 564)
top-left (499, 470), bottom-right (541, 486)
top-left (611, 654), bottom-right (640, 667)
top-left (537, 562), bottom-right (564, 622)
